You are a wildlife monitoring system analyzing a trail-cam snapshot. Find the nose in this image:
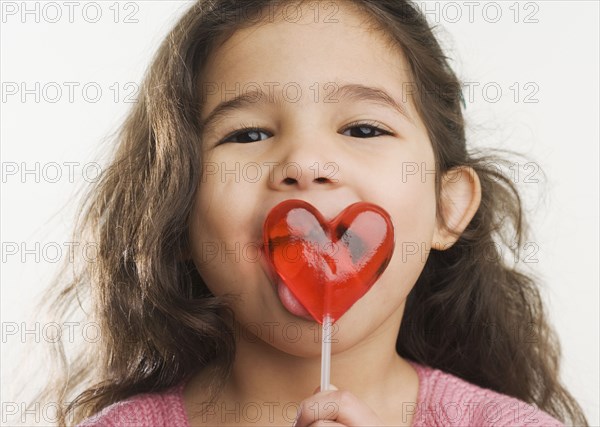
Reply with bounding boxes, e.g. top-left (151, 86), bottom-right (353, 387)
top-left (267, 134), bottom-right (342, 192)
